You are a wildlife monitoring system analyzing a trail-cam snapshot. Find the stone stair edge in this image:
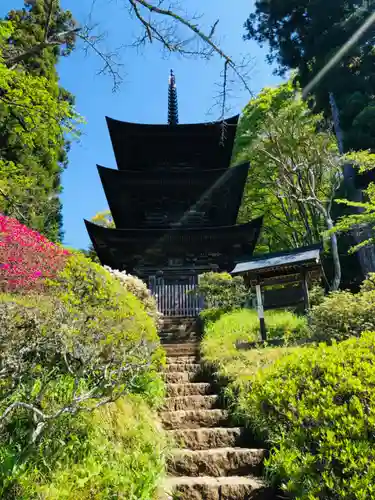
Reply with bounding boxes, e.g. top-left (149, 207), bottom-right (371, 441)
top-left (159, 336), bottom-right (274, 499)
